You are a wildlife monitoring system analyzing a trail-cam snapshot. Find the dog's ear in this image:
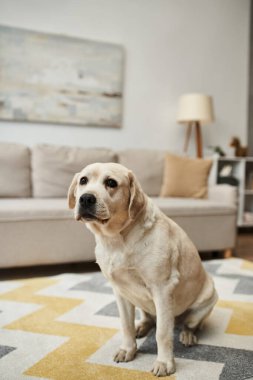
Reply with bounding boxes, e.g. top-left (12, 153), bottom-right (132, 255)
top-left (128, 171), bottom-right (146, 220)
top-left (68, 173), bottom-right (79, 209)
